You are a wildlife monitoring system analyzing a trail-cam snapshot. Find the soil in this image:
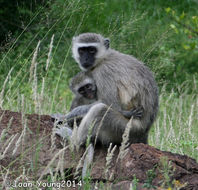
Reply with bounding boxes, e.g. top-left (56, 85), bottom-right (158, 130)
top-left (0, 109), bottom-right (198, 189)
